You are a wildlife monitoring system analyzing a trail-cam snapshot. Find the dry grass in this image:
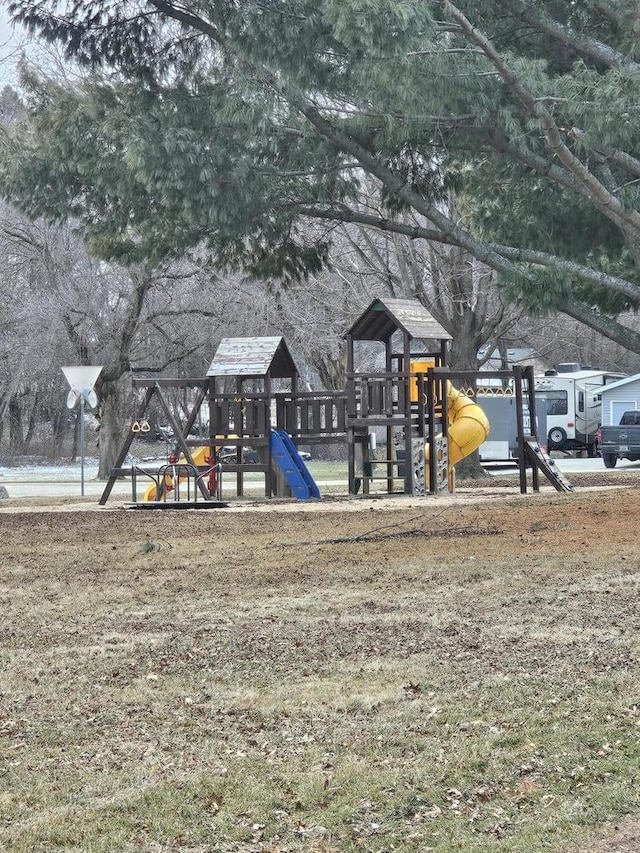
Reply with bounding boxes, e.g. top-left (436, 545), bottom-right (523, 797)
top-left (1, 488), bottom-right (639, 852)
